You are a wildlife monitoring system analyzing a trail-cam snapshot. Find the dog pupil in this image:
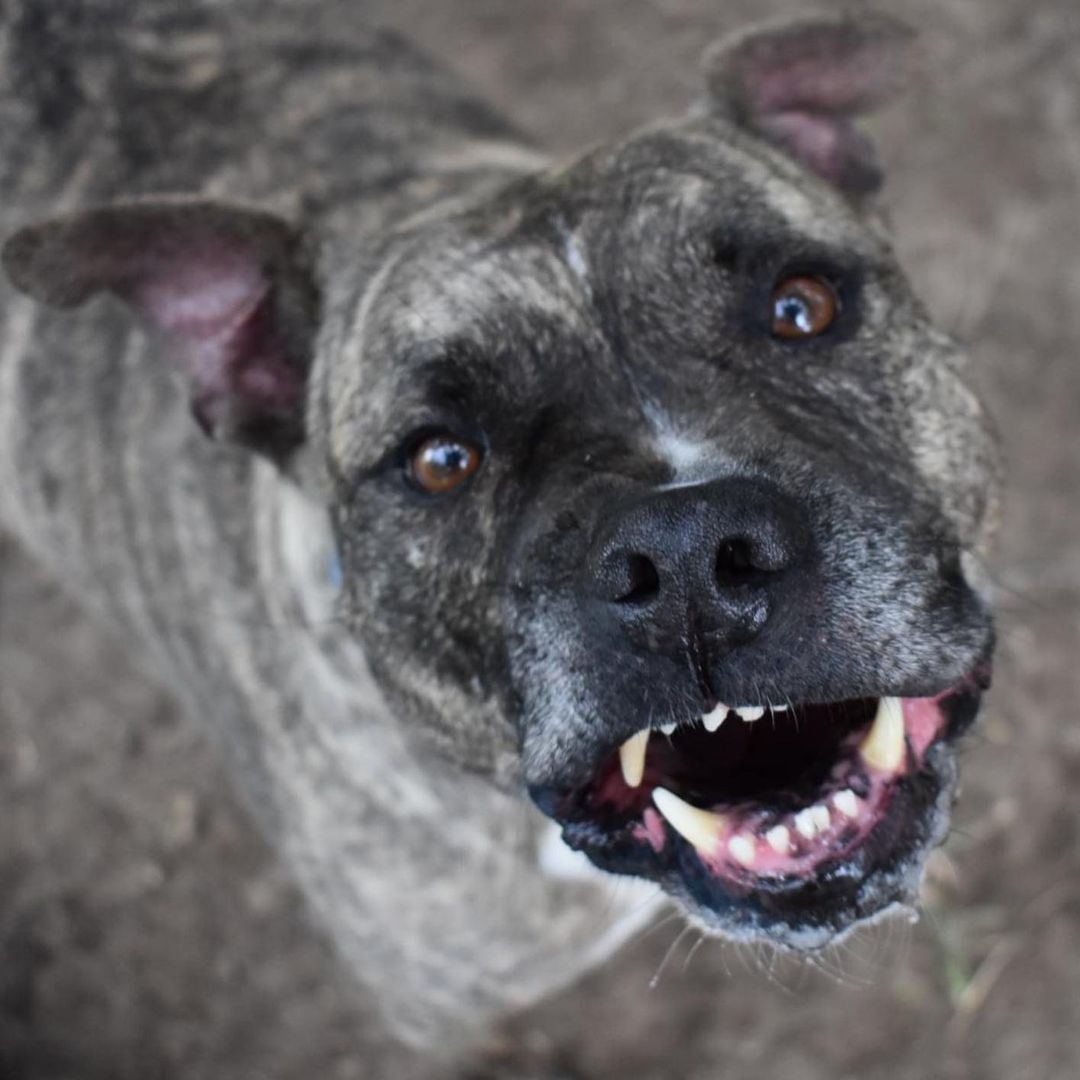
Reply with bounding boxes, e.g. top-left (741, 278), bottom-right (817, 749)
top-left (778, 295), bottom-right (811, 333)
top-left (430, 443), bottom-right (465, 474)
top-left (419, 439), bottom-right (474, 484)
